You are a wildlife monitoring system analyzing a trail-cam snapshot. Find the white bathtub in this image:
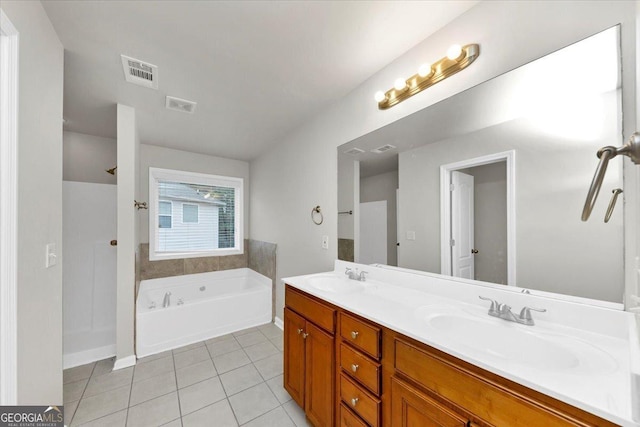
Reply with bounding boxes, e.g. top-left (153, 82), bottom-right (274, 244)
top-left (136, 268), bottom-right (272, 358)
